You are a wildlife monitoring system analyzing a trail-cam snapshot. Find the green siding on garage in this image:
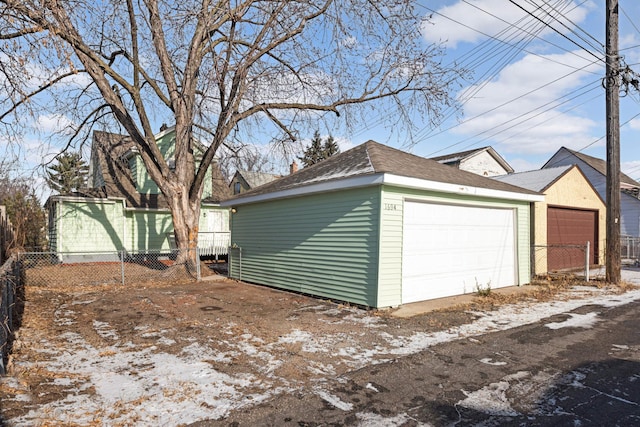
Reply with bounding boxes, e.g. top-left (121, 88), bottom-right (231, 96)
top-left (377, 185), bottom-right (532, 307)
top-left (229, 187), bottom-right (381, 307)
top-left (377, 187), bottom-right (404, 307)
